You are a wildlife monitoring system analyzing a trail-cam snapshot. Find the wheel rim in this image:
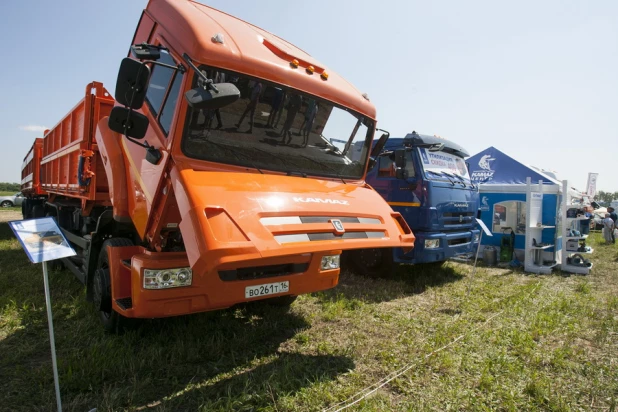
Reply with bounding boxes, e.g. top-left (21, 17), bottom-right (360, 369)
top-left (1, 201), bottom-right (11, 208)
